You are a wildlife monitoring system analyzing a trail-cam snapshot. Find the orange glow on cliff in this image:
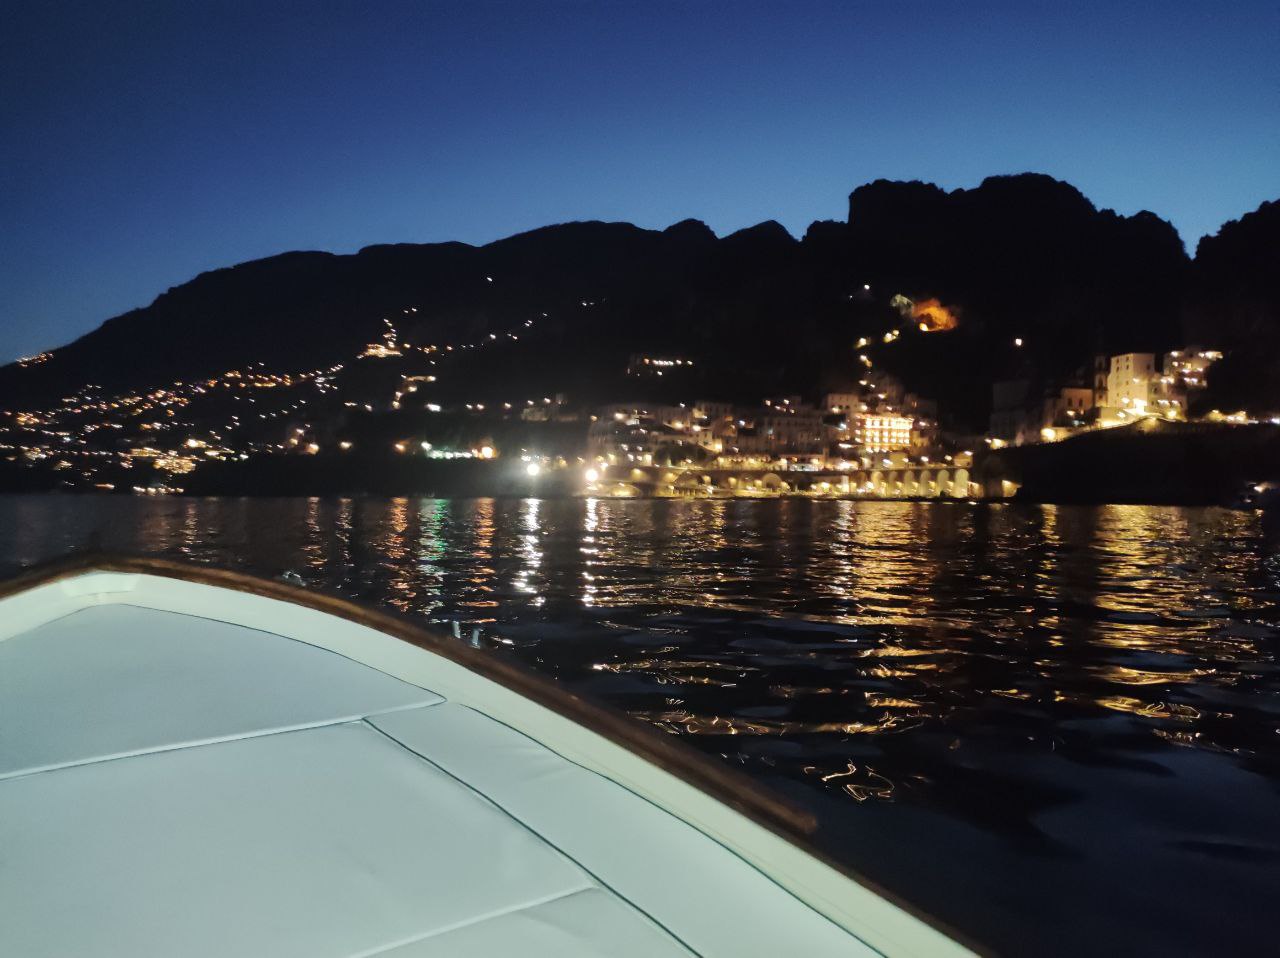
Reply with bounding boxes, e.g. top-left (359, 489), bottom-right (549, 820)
top-left (911, 298), bottom-right (958, 332)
